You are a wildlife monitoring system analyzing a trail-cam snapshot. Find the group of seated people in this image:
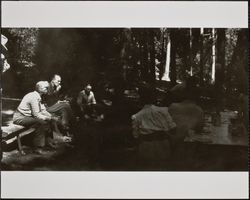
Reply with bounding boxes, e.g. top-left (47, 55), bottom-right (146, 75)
top-left (12, 74), bottom-right (98, 154)
top-left (12, 72), bottom-right (204, 165)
